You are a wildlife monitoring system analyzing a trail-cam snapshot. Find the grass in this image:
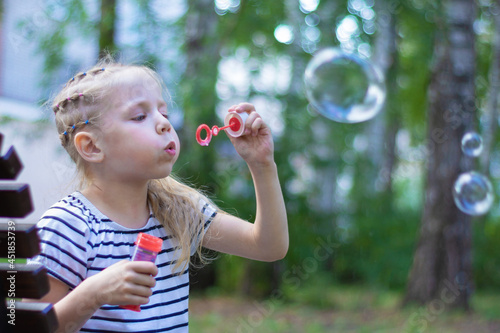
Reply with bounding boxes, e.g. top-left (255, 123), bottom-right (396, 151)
top-left (190, 279), bottom-right (500, 333)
